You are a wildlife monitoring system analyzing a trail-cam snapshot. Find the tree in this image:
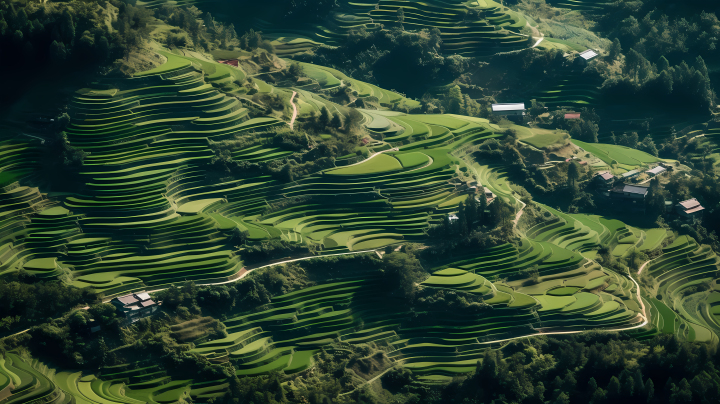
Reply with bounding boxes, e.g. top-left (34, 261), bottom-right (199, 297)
top-left (49, 40), bottom-right (67, 64)
top-left (567, 161), bottom-right (580, 189)
top-left (60, 9), bottom-right (75, 43)
top-left (330, 112), bottom-right (343, 129)
top-left (466, 194), bottom-right (478, 230)
top-left (609, 38), bottom-right (622, 60)
top-left (481, 349), bottom-right (498, 380)
top-left (381, 251), bottom-right (424, 300)
top-left (657, 56), bottom-right (670, 72)
top-left (88, 303), bottom-right (117, 327)
top-left (97, 36), bottom-right (110, 61)
top-left (645, 379), bottom-right (654, 403)
top-left (528, 99), bottom-right (546, 121)
top-left (396, 7), bottom-right (405, 28)
top-left (446, 85), bottom-right (463, 114)
top-left (639, 136), bottom-right (658, 156)
top-left (457, 202), bottom-right (468, 235)
top-left (319, 106), bottom-right (331, 127)
top-left (607, 376), bottom-right (621, 399)
top-left (478, 188), bottom-right (488, 225)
